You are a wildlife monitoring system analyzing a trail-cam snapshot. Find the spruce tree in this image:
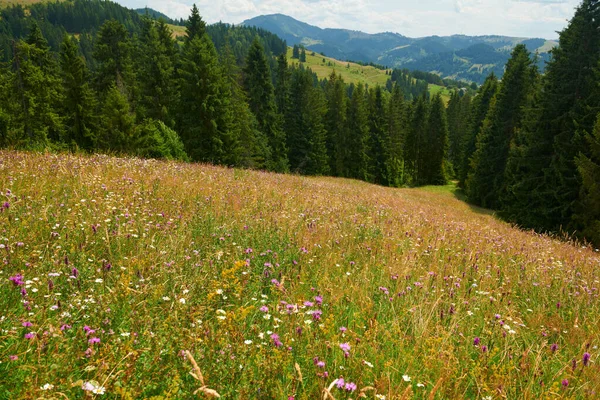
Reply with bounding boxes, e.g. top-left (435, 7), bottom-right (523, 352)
top-left (99, 84), bottom-right (136, 154)
top-left (346, 83), bottom-right (371, 182)
top-left (368, 86), bottom-right (388, 185)
top-left (324, 71), bottom-right (348, 177)
top-left (467, 45), bottom-right (538, 208)
top-left (458, 74), bottom-right (498, 187)
top-left (186, 4), bottom-right (206, 42)
top-left (59, 35), bottom-right (98, 150)
top-left (575, 113), bottom-right (600, 245)
top-left (446, 90), bottom-right (471, 176)
top-left (177, 33), bottom-right (232, 163)
top-left (385, 83), bottom-right (407, 187)
top-left (423, 93), bottom-right (449, 185)
top-left (405, 95), bottom-right (429, 185)
top-left (244, 37), bottom-right (288, 172)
